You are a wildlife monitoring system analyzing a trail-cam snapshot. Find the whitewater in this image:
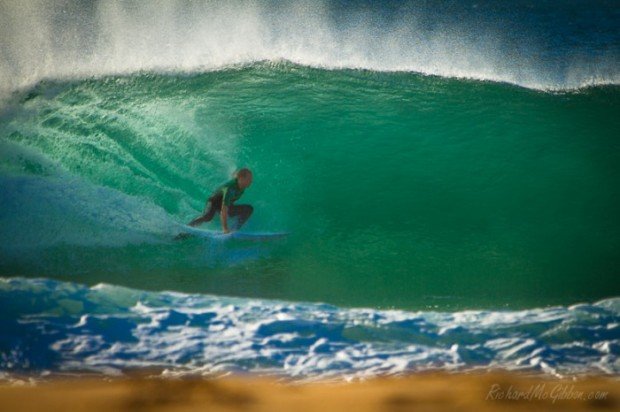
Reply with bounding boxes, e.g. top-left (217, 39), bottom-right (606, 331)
top-left (1, 277), bottom-right (618, 381)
